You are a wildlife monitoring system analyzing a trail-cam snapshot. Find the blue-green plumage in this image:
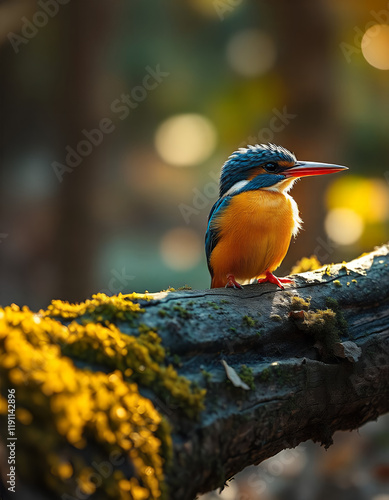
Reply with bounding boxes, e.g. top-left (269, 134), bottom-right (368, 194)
top-left (219, 143), bottom-right (296, 197)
